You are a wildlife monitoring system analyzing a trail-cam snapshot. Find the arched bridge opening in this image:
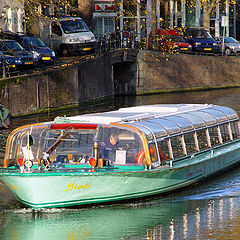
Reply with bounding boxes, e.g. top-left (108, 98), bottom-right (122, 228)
top-left (110, 49), bottom-right (139, 95)
top-left (113, 61), bottom-right (137, 95)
